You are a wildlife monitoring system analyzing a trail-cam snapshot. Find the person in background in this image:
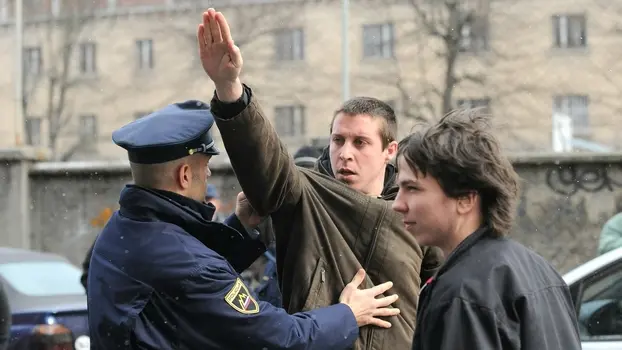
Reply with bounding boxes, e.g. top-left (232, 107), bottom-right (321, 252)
top-left (205, 184), bottom-right (228, 222)
top-left (0, 281), bottom-right (10, 350)
top-left (598, 212), bottom-right (622, 255)
top-left (392, 108), bottom-right (581, 350)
